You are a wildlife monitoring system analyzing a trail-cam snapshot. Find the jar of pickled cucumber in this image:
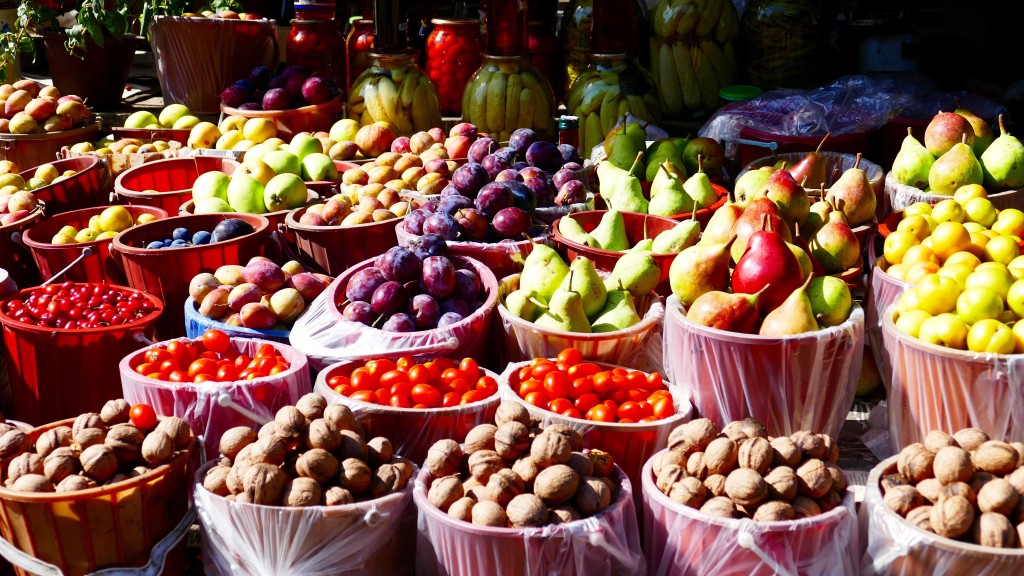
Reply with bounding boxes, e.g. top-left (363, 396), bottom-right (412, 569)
top-left (426, 19), bottom-right (484, 115)
top-left (345, 18), bottom-right (375, 92)
top-left (559, 0), bottom-right (593, 99)
top-left (347, 51), bottom-right (443, 135)
top-left (460, 54), bottom-right (556, 142)
top-left (741, 0), bottom-right (827, 89)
